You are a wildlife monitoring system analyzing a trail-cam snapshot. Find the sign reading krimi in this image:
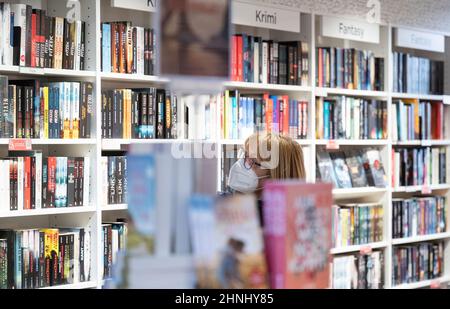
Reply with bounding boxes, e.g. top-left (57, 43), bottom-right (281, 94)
top-left (395, 28), bottom-right (445, 53)
top-left (321, 15), bottom-right (379, 44)
top-left (111, 0), bottom-right (156, 13)
top-left (232, 1), bottom-right (300, 33)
